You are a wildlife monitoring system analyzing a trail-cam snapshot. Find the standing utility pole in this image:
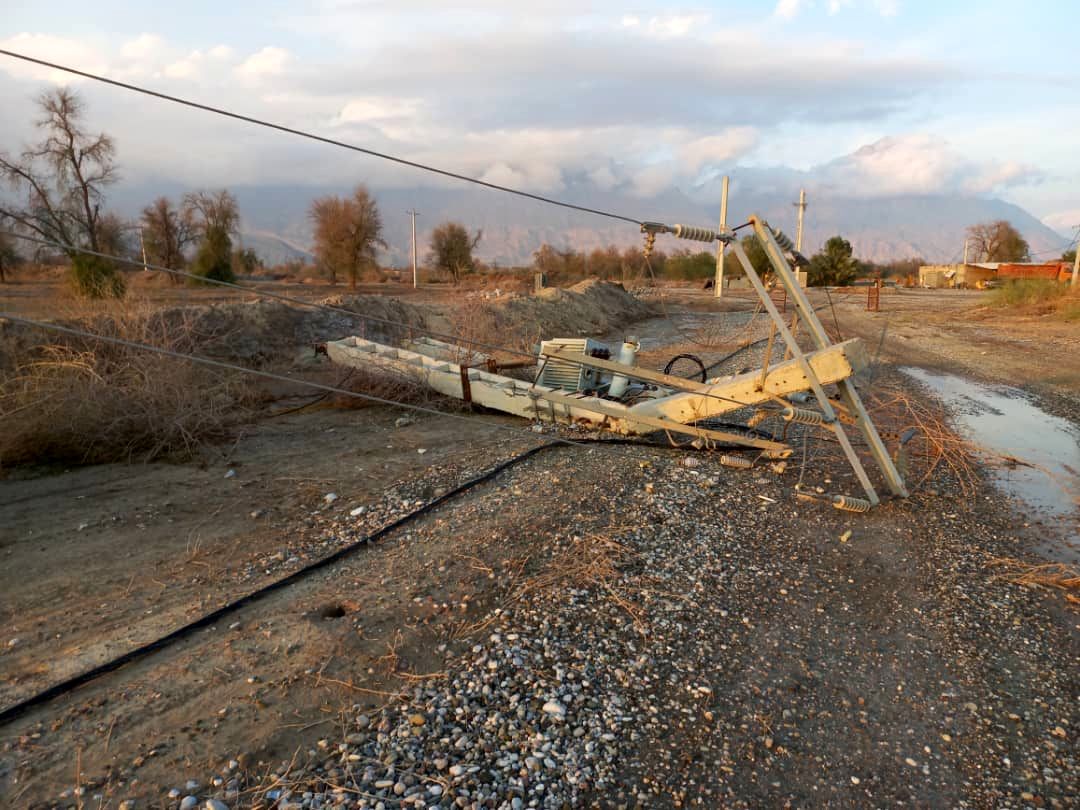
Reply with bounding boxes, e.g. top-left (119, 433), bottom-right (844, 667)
top-left (138, 226), bottom-right (149, 273)
top-left (714, 175), bottom-right (730, 298)
top-left (794, 189), bottom-right (807, 253)
top-left (407, 209), bottom-right (420, 289)
top-left (963, 238), bottom-right (970, 265)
